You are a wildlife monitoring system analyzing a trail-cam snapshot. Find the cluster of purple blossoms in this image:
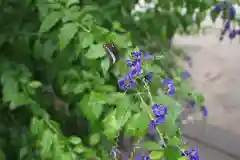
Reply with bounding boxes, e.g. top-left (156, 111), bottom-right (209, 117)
top-left (212, 3), bottom-right (240, 40)
top-left (118, 51), bottom-right (154, 90)
top-left (182, 148), bottom-right (200, 160)
top-left (135, 152), bottom-right (151, 160)
top-left (186, 99), bottom-right (208, 117)
top-left (113, 50), bottom-right (202, 160)
top-left (118, 51), bottom-right (143, 90)
top-left (150, 104), bottom-right (168, 130)
top-left (162, 77), bottom-right (176, 96)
